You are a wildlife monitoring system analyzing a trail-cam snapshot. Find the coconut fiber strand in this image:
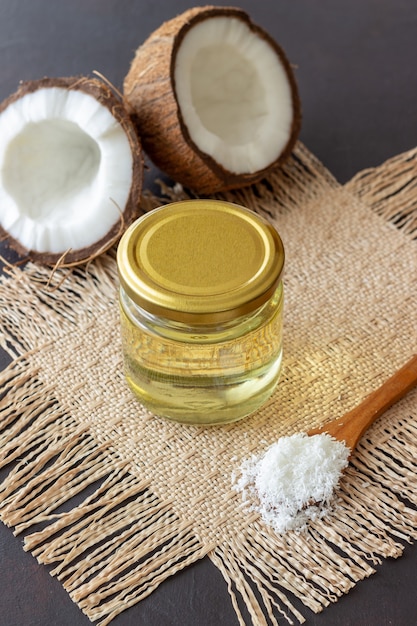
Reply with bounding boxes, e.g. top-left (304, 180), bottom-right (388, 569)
top-left (1, 143), bottom-right (417, 626)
